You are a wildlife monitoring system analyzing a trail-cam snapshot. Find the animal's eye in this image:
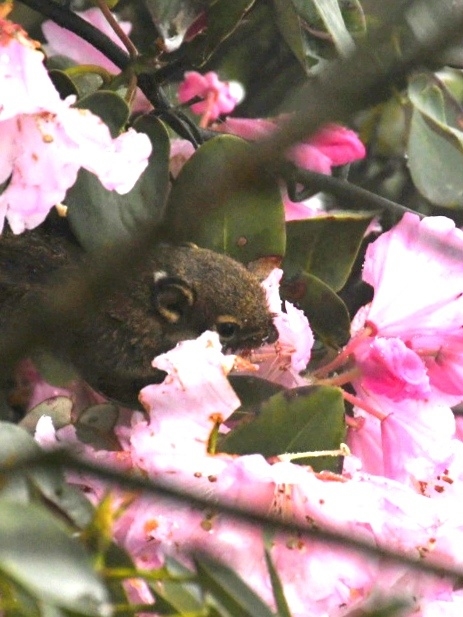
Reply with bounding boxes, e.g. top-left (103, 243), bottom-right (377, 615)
top-left (215, 319), bottom-right (241, 340)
